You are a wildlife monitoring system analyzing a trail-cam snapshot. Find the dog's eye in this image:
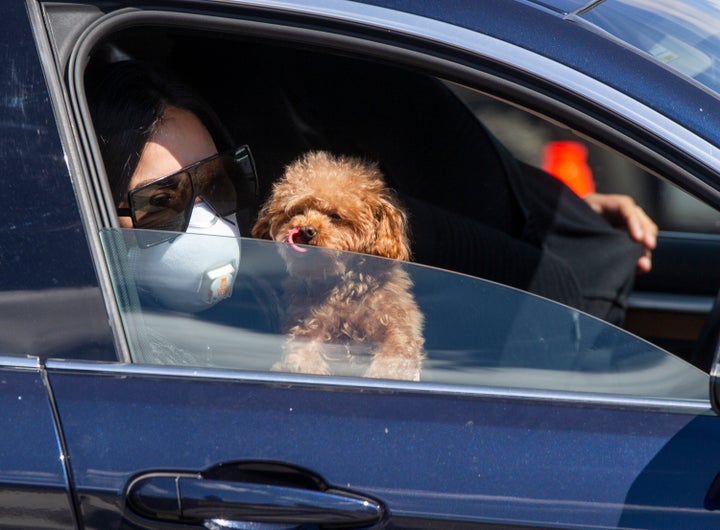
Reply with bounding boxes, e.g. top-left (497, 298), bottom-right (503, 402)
top-left (329, 212), bottom-right (342, 222)
top-left (286, 208), bottom-right (304, 219)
